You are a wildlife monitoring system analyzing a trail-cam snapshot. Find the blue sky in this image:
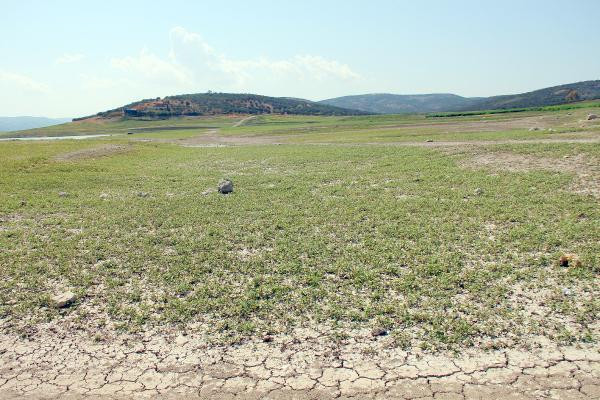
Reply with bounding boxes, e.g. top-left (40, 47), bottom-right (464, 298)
top-left (1, 0), bottom-right (599, 117)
